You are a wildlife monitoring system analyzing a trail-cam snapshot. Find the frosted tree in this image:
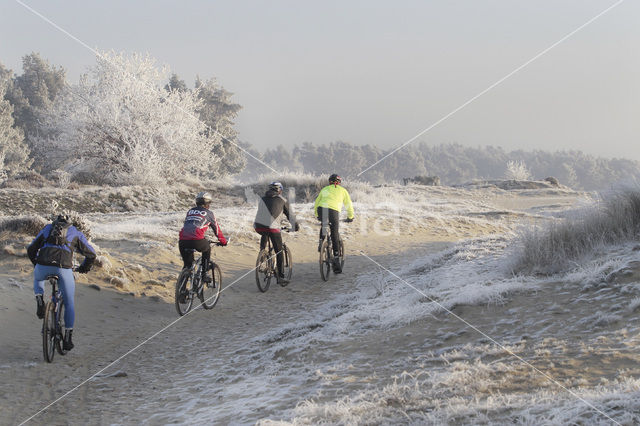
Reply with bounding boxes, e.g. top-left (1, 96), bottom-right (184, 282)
top-left (9, 54), bottom-right (65, 138)
top-left (0, 73), bottom-right (31, 178)
top-left (195, 77), bottom-right (245, 176)
top-left (164, 73), bottom-right (188, 93)
top-left (505, 160), bottom-right (531, 180)
top-left (34, 51), bottom-right (224, 186)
